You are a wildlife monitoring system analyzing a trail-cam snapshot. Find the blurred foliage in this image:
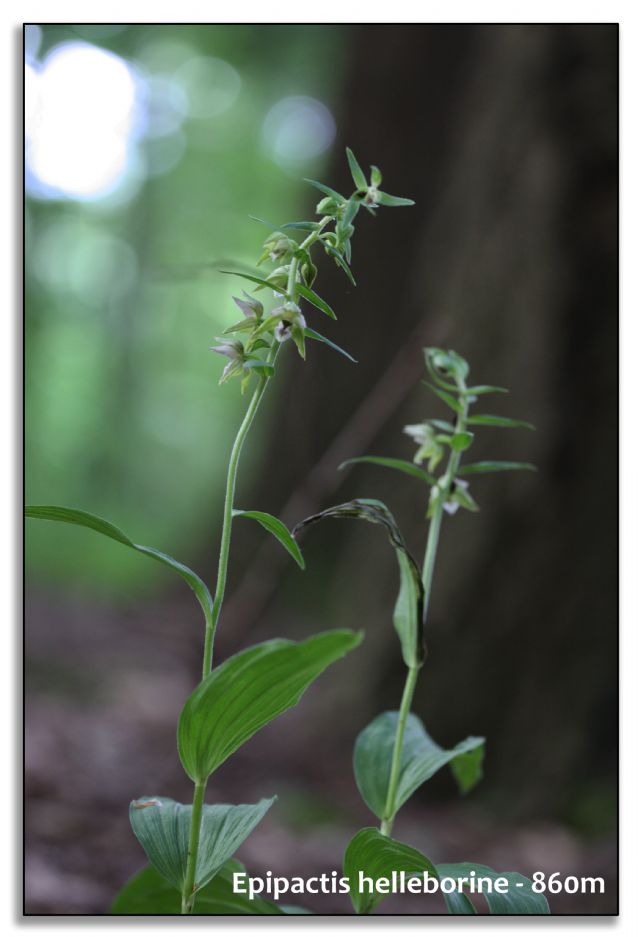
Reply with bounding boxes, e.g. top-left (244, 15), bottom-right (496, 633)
top-left (26, 24), bottom-right (348, 596)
